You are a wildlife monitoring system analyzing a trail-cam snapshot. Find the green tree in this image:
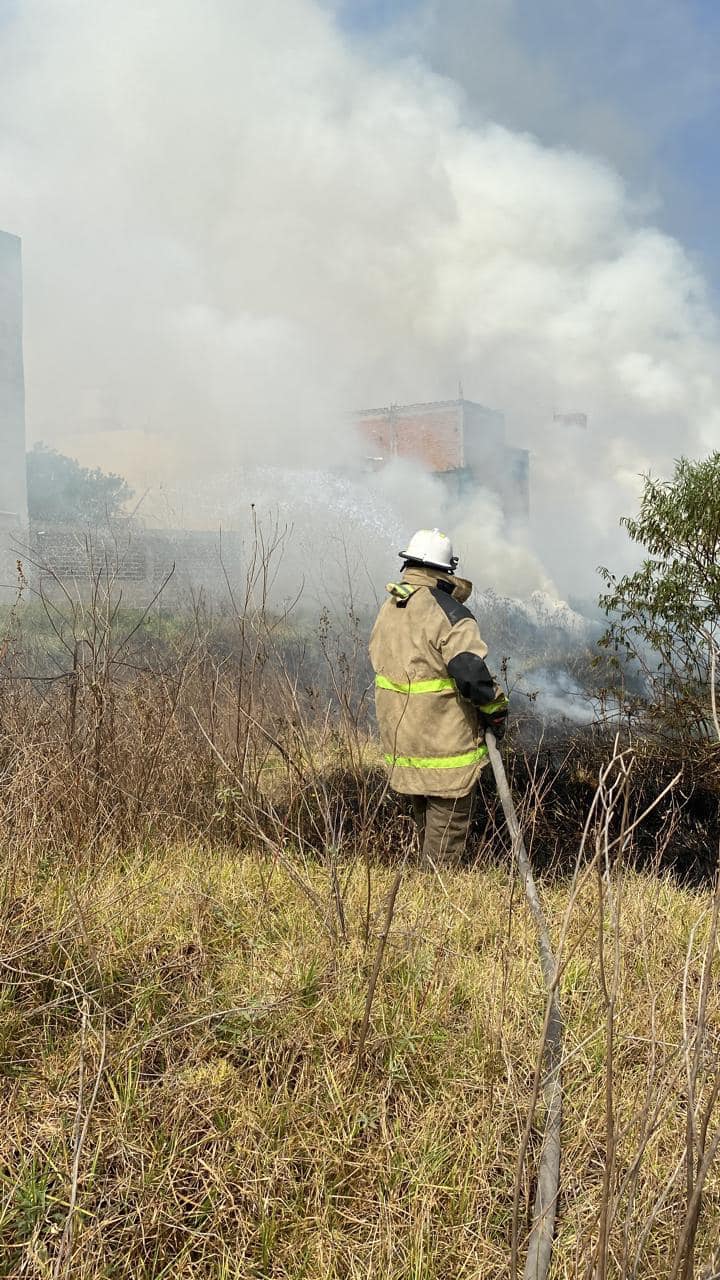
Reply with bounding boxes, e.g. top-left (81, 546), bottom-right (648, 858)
top-left (599, 452), bottom-right (720, 736)
top-left (27, 443), bottom-right (133, 525)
